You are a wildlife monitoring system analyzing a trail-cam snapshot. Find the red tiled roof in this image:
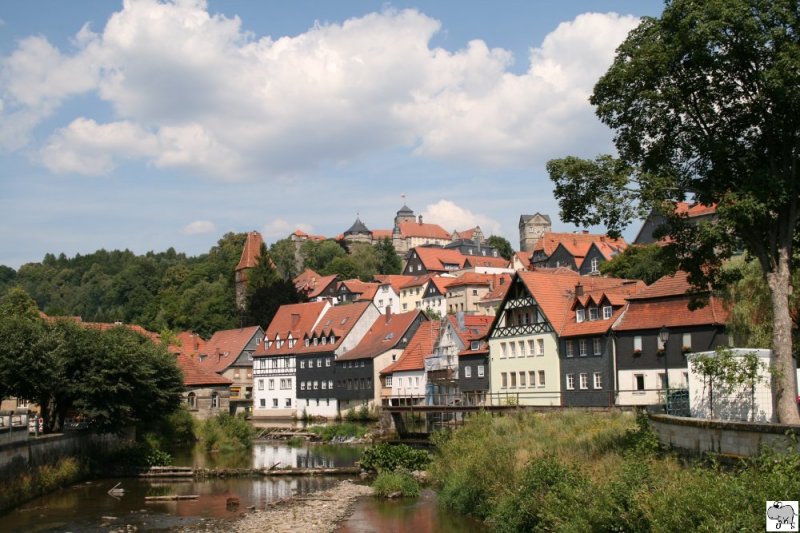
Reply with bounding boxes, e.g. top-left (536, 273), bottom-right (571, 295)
top-left (397, 221), bottom-right (451, 240)
top-left (177, 354), bottom-right (232, 386)
top-left (413, 247), bottom-right (467, 272)
top-left (372, 229), bottom-right (393, 239)
top-left (454, 227), bottom-right (480, 240)
top-left (532, 232), bottom-right (627, 257)
top-left (256, 301), bottom-right (330, 356)
top-left (560, 307), bottom-right (626, 337)
top-left (198, 326), bottom-right (262, 372)
top-left (675, 202), bottom-right (717, 218)
top-left (627, 271), bottom-right (693, 300)
top-left (464, 256), bottom-right (511, 269)
top-left (292, 229), bottom-right (326, 240)
top-left (77, 321), bottom-right (161, 343)
top-left (514, 251), bottom-right (533, 270)
top-left (310, 302), bottom-right (372, 340)
top-left (400, 275), bottom-right (431, 289)
top-left (381, 320), bottom-right (441, 374)
top-left (448, 315), bottom-right (493, 345)
top-left (445, 272), bottom-right (495, 289)
top-left (337, 311), bottom-right (424, 361)
top-left (294, 269), bottom-right (338, 300)
top-left (340, 279), bottom-right (380, 301)
top-left (428, 275), bottom-right (456, 294)
top-left (169, 331), bottom-right (206, 357)
top-left (374, 275), bottom-right (418, 293)
top-left (235, 231), bottom-right (264, 271)
top-left (480, 274), bottom-right (513, 302)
